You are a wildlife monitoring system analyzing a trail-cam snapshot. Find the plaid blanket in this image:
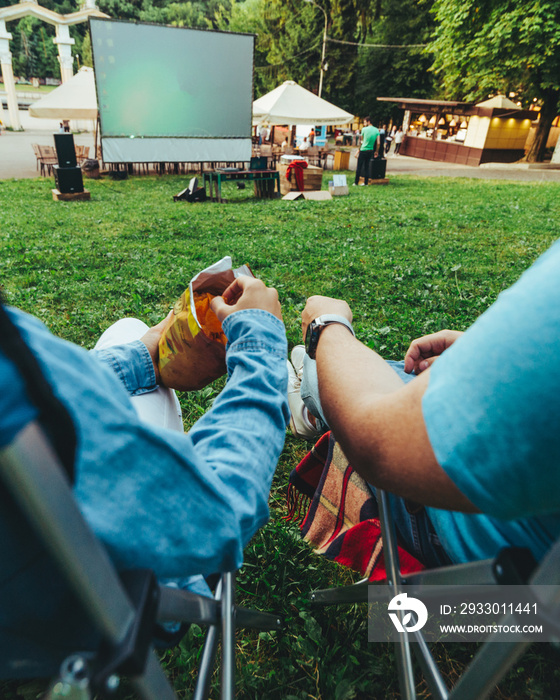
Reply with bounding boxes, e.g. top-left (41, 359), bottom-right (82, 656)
top-left (286, 432), bottom-right (424, 581)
